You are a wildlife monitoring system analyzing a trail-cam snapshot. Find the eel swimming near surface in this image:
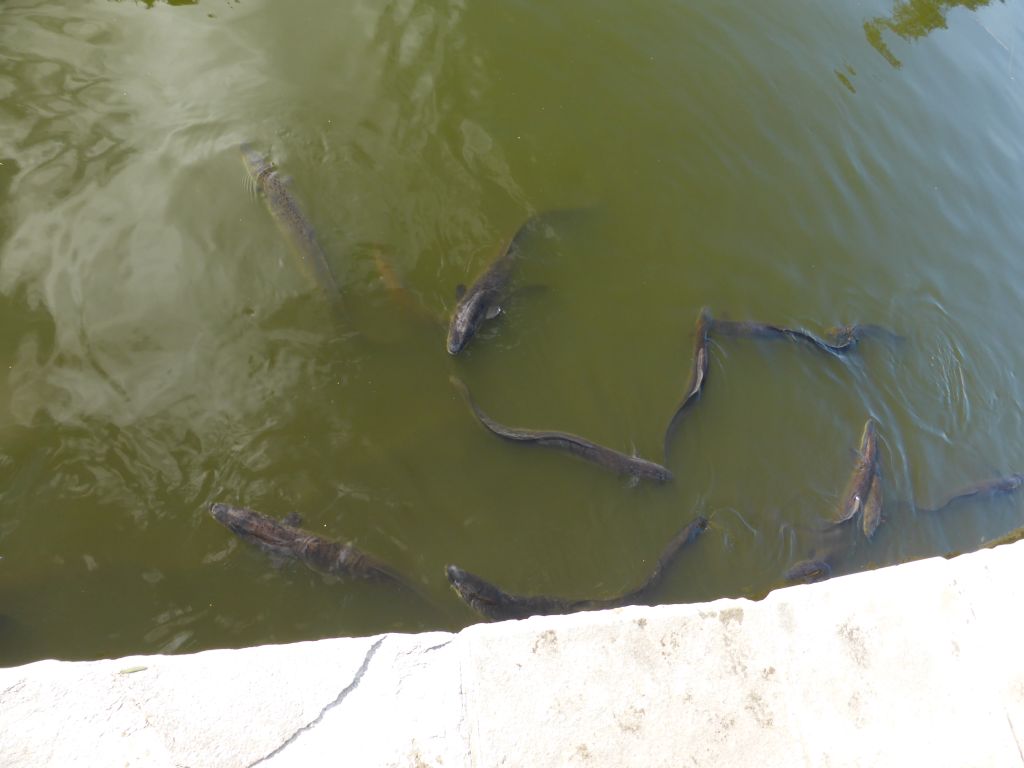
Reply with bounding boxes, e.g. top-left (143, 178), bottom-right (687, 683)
top-left (449, 375), bottom-right (672, 483)
top-left (209, 502), bottom-right (410, 587)
top-left (918, 474), bottom-right (1024, 515)
top-left (780, 326), bottom-right (863, 356)
top-left (663, 306), bottom-right (712, 460)
top-left (240, 143), bottom-right (343, 309)
top-left (709, 317), bottom-right (901, 357)
top-left (446, 515), bottom-right (709, 620)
